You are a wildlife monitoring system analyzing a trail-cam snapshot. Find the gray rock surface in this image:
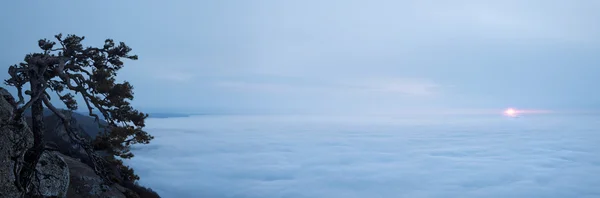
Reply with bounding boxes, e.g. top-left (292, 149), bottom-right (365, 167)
top-left (34, 151), bottom-right (70, 197)
top-left (1, 87), bottom-right (145, 197)
top-left (0, 88), bottom-right (70, 197)
top-left (61, 153), bottom-right (127, 198)
top-left (0, 87), bottom-right (33, 198)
